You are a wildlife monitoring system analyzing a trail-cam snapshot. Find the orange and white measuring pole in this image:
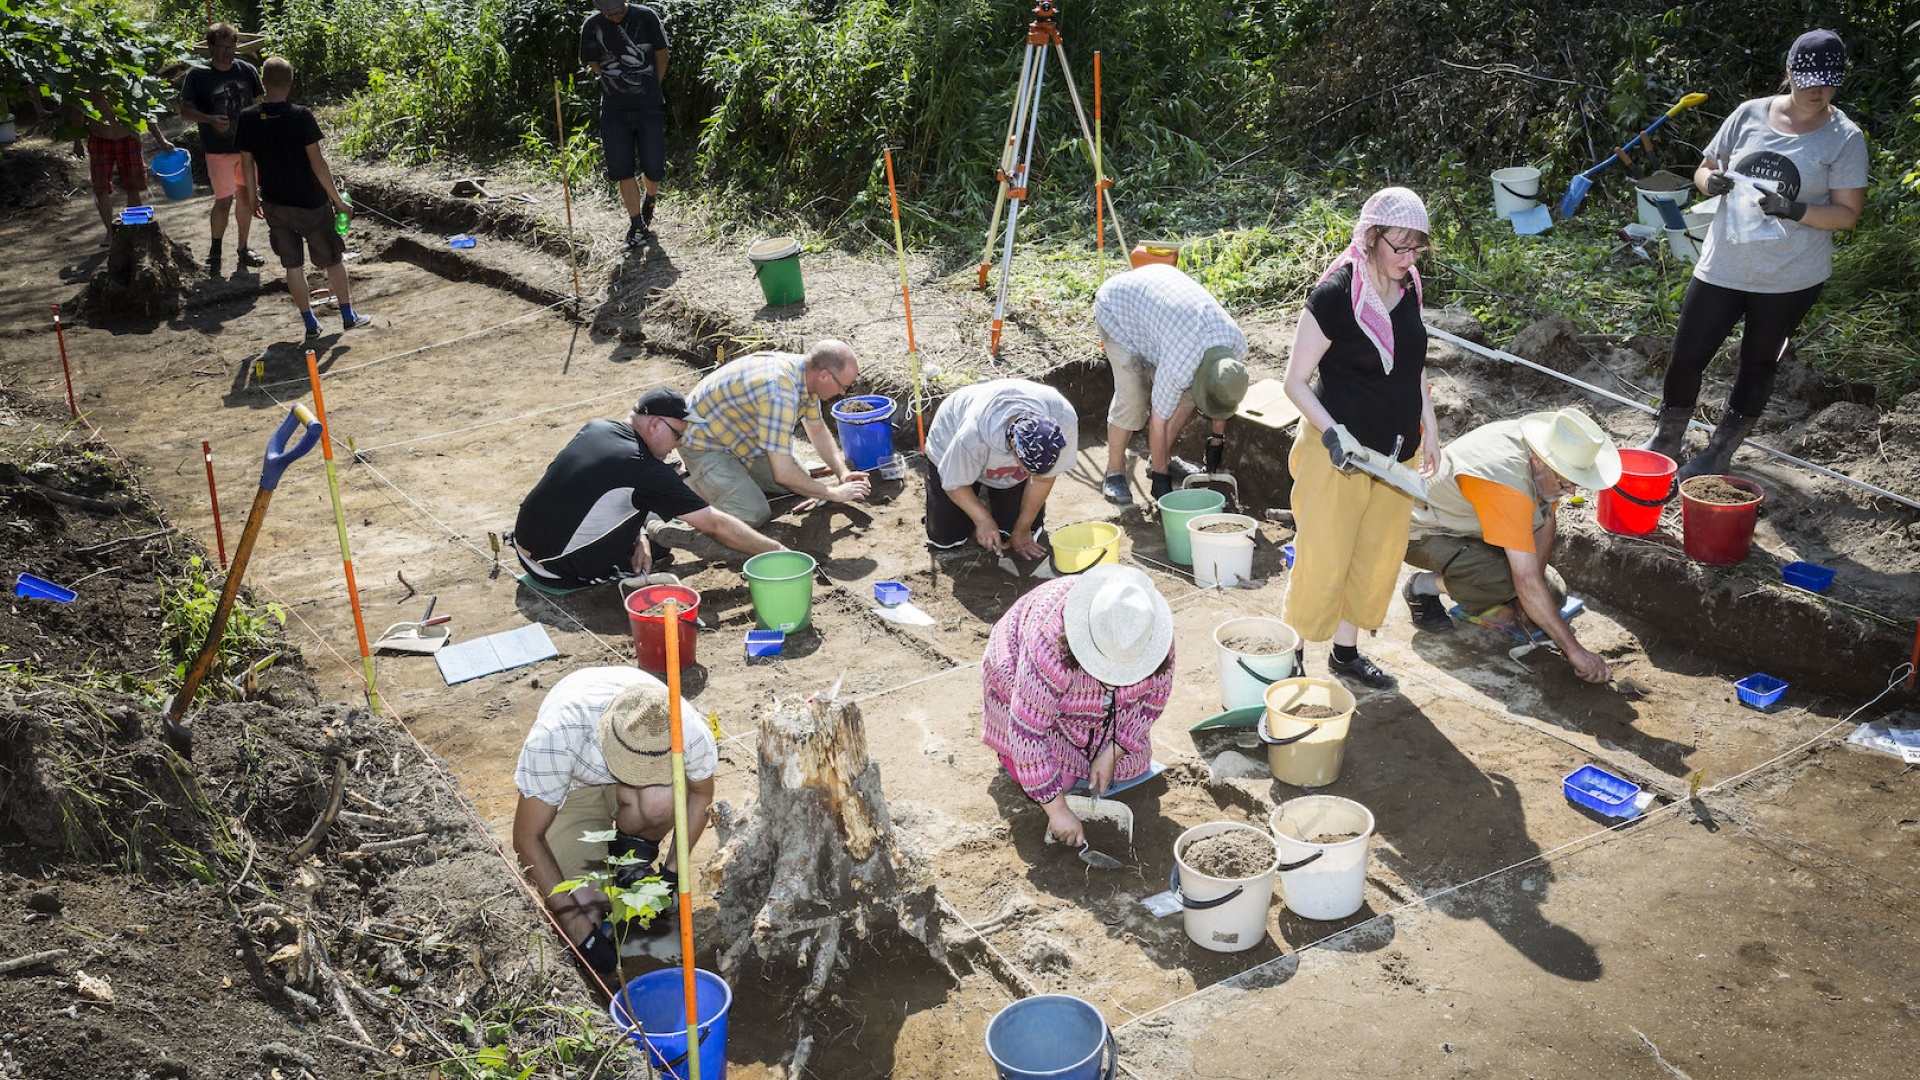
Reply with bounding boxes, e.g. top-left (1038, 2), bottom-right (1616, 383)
top-left (554, 80), bottom-right (583, 303)
top-left (52, 305), bottom-right (77, 418)
top-left (202, 439), bottom-right (228, 569)
top-left (662, 600), bottom-right (703, 1079)
top-left (883, 149), bottom-right (926, 452)
top-left (305, 350), bottom-right (381, 713)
